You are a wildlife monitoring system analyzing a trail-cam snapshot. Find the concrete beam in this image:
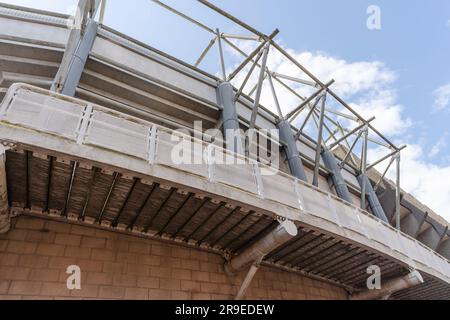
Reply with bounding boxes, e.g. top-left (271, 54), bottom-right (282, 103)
top-left (0, 145), bottom-right (10, 234)
top-left (350, 270), bottom-right (424, 300)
